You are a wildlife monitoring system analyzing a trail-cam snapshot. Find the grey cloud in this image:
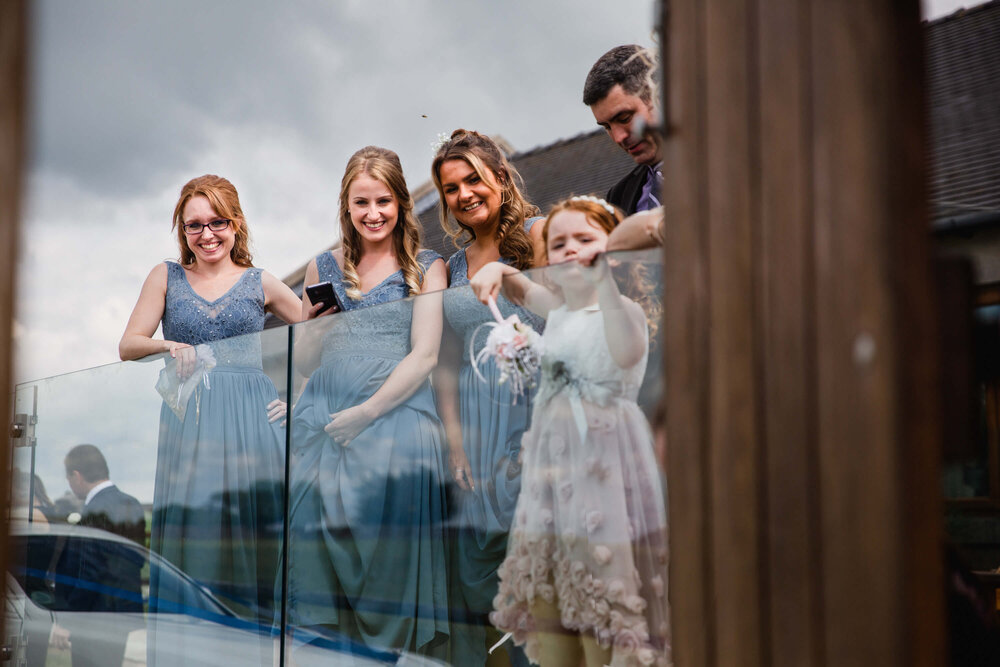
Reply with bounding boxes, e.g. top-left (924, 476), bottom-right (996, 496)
top-left (30, 0), bottom-right (655, 197)
top-left (19, 0), bottom-right (657, 383)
